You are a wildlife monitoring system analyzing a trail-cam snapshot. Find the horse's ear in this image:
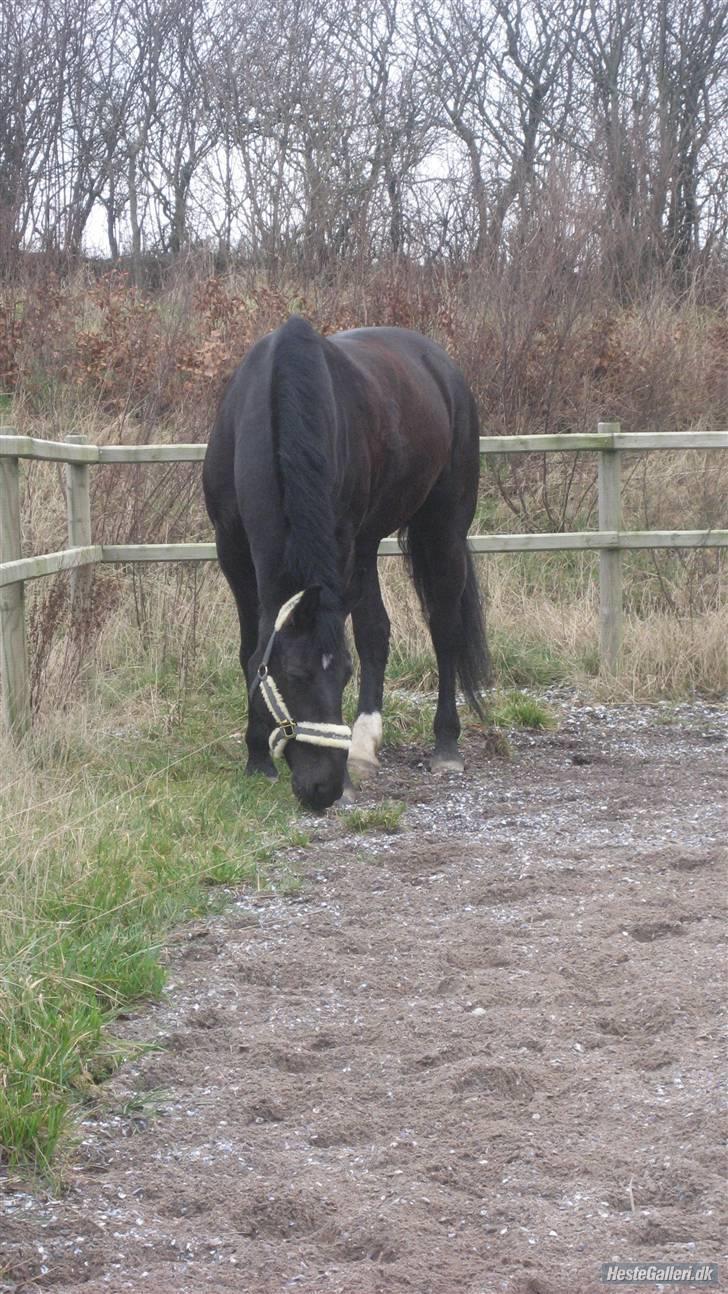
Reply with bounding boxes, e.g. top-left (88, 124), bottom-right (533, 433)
top-left (287, 586), bottom-right (320, 634)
